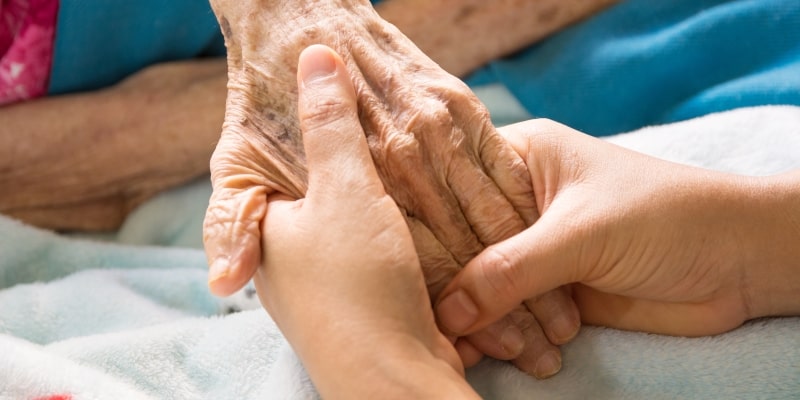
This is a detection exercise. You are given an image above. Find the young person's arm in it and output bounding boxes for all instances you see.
[743,170,800,319]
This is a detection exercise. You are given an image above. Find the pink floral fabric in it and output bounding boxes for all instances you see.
[0,0,59,105]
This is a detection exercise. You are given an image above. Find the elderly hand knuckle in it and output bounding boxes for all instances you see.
[410,104,451,133]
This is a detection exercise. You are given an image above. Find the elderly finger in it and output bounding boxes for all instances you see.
[525,288,581,345]
[405,216,461,299]
[447,88,539,226]
[358,97,485,266]
[442,126,527,247]
[463,315,525,361]
[204,185,267,296]
[454,338,484,369]
[506,307,562,379]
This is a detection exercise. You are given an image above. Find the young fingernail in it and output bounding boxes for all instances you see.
[436,290,478,334]
[208,258,229,283]
[299,45,337,85]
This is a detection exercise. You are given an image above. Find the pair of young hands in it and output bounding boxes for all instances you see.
[246,45,795,397]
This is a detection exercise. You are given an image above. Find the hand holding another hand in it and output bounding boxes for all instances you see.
[204,0,579,378]
[253,45,477,399]
[437,119,800,338]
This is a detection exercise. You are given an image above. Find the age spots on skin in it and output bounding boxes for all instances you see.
[538,5,559,23]
[454,5,477,23]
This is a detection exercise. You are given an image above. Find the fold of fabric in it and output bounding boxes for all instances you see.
[469,0,800,135]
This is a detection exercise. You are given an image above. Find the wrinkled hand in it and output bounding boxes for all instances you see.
[203,0,578,377]
[254,46,469,397]
[436,119,761,338]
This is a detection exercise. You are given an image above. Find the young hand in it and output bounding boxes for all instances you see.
[253,45,476,399]
[436,118,800,338]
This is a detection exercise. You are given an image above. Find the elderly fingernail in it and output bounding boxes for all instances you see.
[208,258,229,283]
[500,325,526,357]
[436,290,478,334]
[299,45,337,84]
[550,314,580,344]
[534,351,562,379]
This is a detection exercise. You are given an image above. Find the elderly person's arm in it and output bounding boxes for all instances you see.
[377,0,619,77]
[0,59,226,231]
[0,0,616,233]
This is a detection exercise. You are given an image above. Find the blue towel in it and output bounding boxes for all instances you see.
[48,0,380,94]
[48,0,226,94]
[469,0,800,135]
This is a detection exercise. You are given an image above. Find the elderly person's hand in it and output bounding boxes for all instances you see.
[203,0,578,377]
[255,44,476,398]
[435,119,800,338]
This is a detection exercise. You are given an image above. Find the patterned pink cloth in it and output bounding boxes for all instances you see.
[0,0,59,105]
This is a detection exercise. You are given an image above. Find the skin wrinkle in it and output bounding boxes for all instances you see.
[409,118,484,256]
[411,123,484,262]
[445,87,538,225]
[356,26,522,258]
[436,124,516,247]
[216,127,304,196]
[222,3,482,272]
[345,32,489,266]
[204,0,586,377]
[504,306,558,375]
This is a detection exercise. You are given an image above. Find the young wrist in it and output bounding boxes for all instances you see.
[738,172,800,319]
[295,327,476,399]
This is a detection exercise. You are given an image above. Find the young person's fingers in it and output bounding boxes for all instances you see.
[296,45,383,202]
[435,212,579,336]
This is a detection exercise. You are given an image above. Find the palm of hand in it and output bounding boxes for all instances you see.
[569,194,751,336]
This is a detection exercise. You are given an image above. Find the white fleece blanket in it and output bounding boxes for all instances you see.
[2,104,800,399]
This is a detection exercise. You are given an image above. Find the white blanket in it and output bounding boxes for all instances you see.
[2,105,799,399]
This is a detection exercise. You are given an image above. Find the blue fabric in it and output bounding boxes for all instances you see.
[469,0,800,135]
[48,0,382,95]
[49,0,225,95]
[48,0,800,136]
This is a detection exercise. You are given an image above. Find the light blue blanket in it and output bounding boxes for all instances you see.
[1,104,799,399]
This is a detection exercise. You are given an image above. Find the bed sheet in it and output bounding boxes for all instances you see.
[2,99,799,399]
